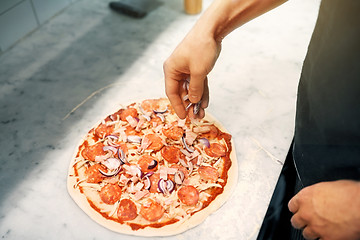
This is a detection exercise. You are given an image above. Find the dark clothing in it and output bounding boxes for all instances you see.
[258,0,360,239]
[293,0,360,187]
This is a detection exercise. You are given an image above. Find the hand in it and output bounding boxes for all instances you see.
[163,25,222,119]
[288,180,360,240]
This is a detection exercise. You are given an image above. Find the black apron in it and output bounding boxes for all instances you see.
[293,0,360,187]
[258,0,360,239]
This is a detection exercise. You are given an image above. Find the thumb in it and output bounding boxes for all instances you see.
[188,74,206,103]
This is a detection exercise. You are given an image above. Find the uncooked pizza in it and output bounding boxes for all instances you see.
[67,98,237,236]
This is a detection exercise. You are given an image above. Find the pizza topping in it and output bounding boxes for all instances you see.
[94,123,114,138]
[127,135,142,144]
[141,99,159,113]
[204,143,226,158]
[158,178,174,195]
[70,98,234,233]
[181,135,195,153]
[102,157,122,170]
[199,125,218,139]
[138,155,158,173]
[193,126,211,134]
[142,134,163,151]
[133,190,149,201]
[143,176,151,190]
[99,184,122,205]
[82,142,107,162]
[153,106,168,114]
[126,115,139,128]
[140,199,165,222]
[162,124,184,141]
[99,166,121,177]
[117,147,128,164]
[123,164,143,178]
[198,138,210,148]
[102,145,118,154]
[105,135,119,147]
[149,173,160,193]
[117,199,138,221]
[85,164,107,183]
[120,107,138,122]
[161,146,182,164]
[177,185,199,206]
[174,170,185,185]
[184,129,197,145]
[198,166,219,183]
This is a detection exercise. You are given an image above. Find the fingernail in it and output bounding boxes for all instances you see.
[190,95,200,102]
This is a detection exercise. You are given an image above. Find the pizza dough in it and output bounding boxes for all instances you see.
[67,98,238,236]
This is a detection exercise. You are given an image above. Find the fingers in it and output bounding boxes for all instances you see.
[290,213,306,229]
[288,194,299,213]
[188,73,206,103]
[164,62,187,119]
[302,227,320,240]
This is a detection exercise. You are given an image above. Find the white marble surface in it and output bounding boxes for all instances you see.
[0,0,320,239]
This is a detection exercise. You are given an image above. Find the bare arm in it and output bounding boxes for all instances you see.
[164,0,287,119]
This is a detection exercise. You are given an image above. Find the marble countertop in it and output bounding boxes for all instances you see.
[0,0,320,239]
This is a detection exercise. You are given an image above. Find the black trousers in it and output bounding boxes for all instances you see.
[257,146,304,240]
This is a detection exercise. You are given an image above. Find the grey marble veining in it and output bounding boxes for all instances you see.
[0,0,320,239]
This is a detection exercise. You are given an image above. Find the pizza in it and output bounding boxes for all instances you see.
[67,98,237,236]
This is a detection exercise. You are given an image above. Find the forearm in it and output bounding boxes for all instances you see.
[192,0,287,41]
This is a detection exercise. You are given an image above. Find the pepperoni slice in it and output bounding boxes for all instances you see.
[125,125,143,136]
[117,199,138,221]
[198,166,219,182]
[161,146,183,164]
[85,164,107,183]
[148,173,160,193]
[162,125,184,141]
[141,99,159,113]
[143,134,163,151]
[200,125,219,139]
[177,185,199,206]
[204,143,226,157]
[149,117,163,127]
[81,142,107,161]
[120,108,138,121]
[140,199,165,222]
[94,123,114,138]
[99,184,122,205]
[138,155,158,173]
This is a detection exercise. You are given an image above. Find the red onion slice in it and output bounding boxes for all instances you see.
[198,138,210,148]
[142,171,154,178]
[106,135,119,140]
[166,179,175,193]
[147,160,158,170]
[99,167,121,177]
[185,102,193,111]
[143,176,151,190]
[103,146,118,154]
[181,135,194,153]
[193,100,201,115]
[153,106,168,114]
[117,148,127,164]
[158,179,168,194]
[156,113,165,122]
[182,94,189,102]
